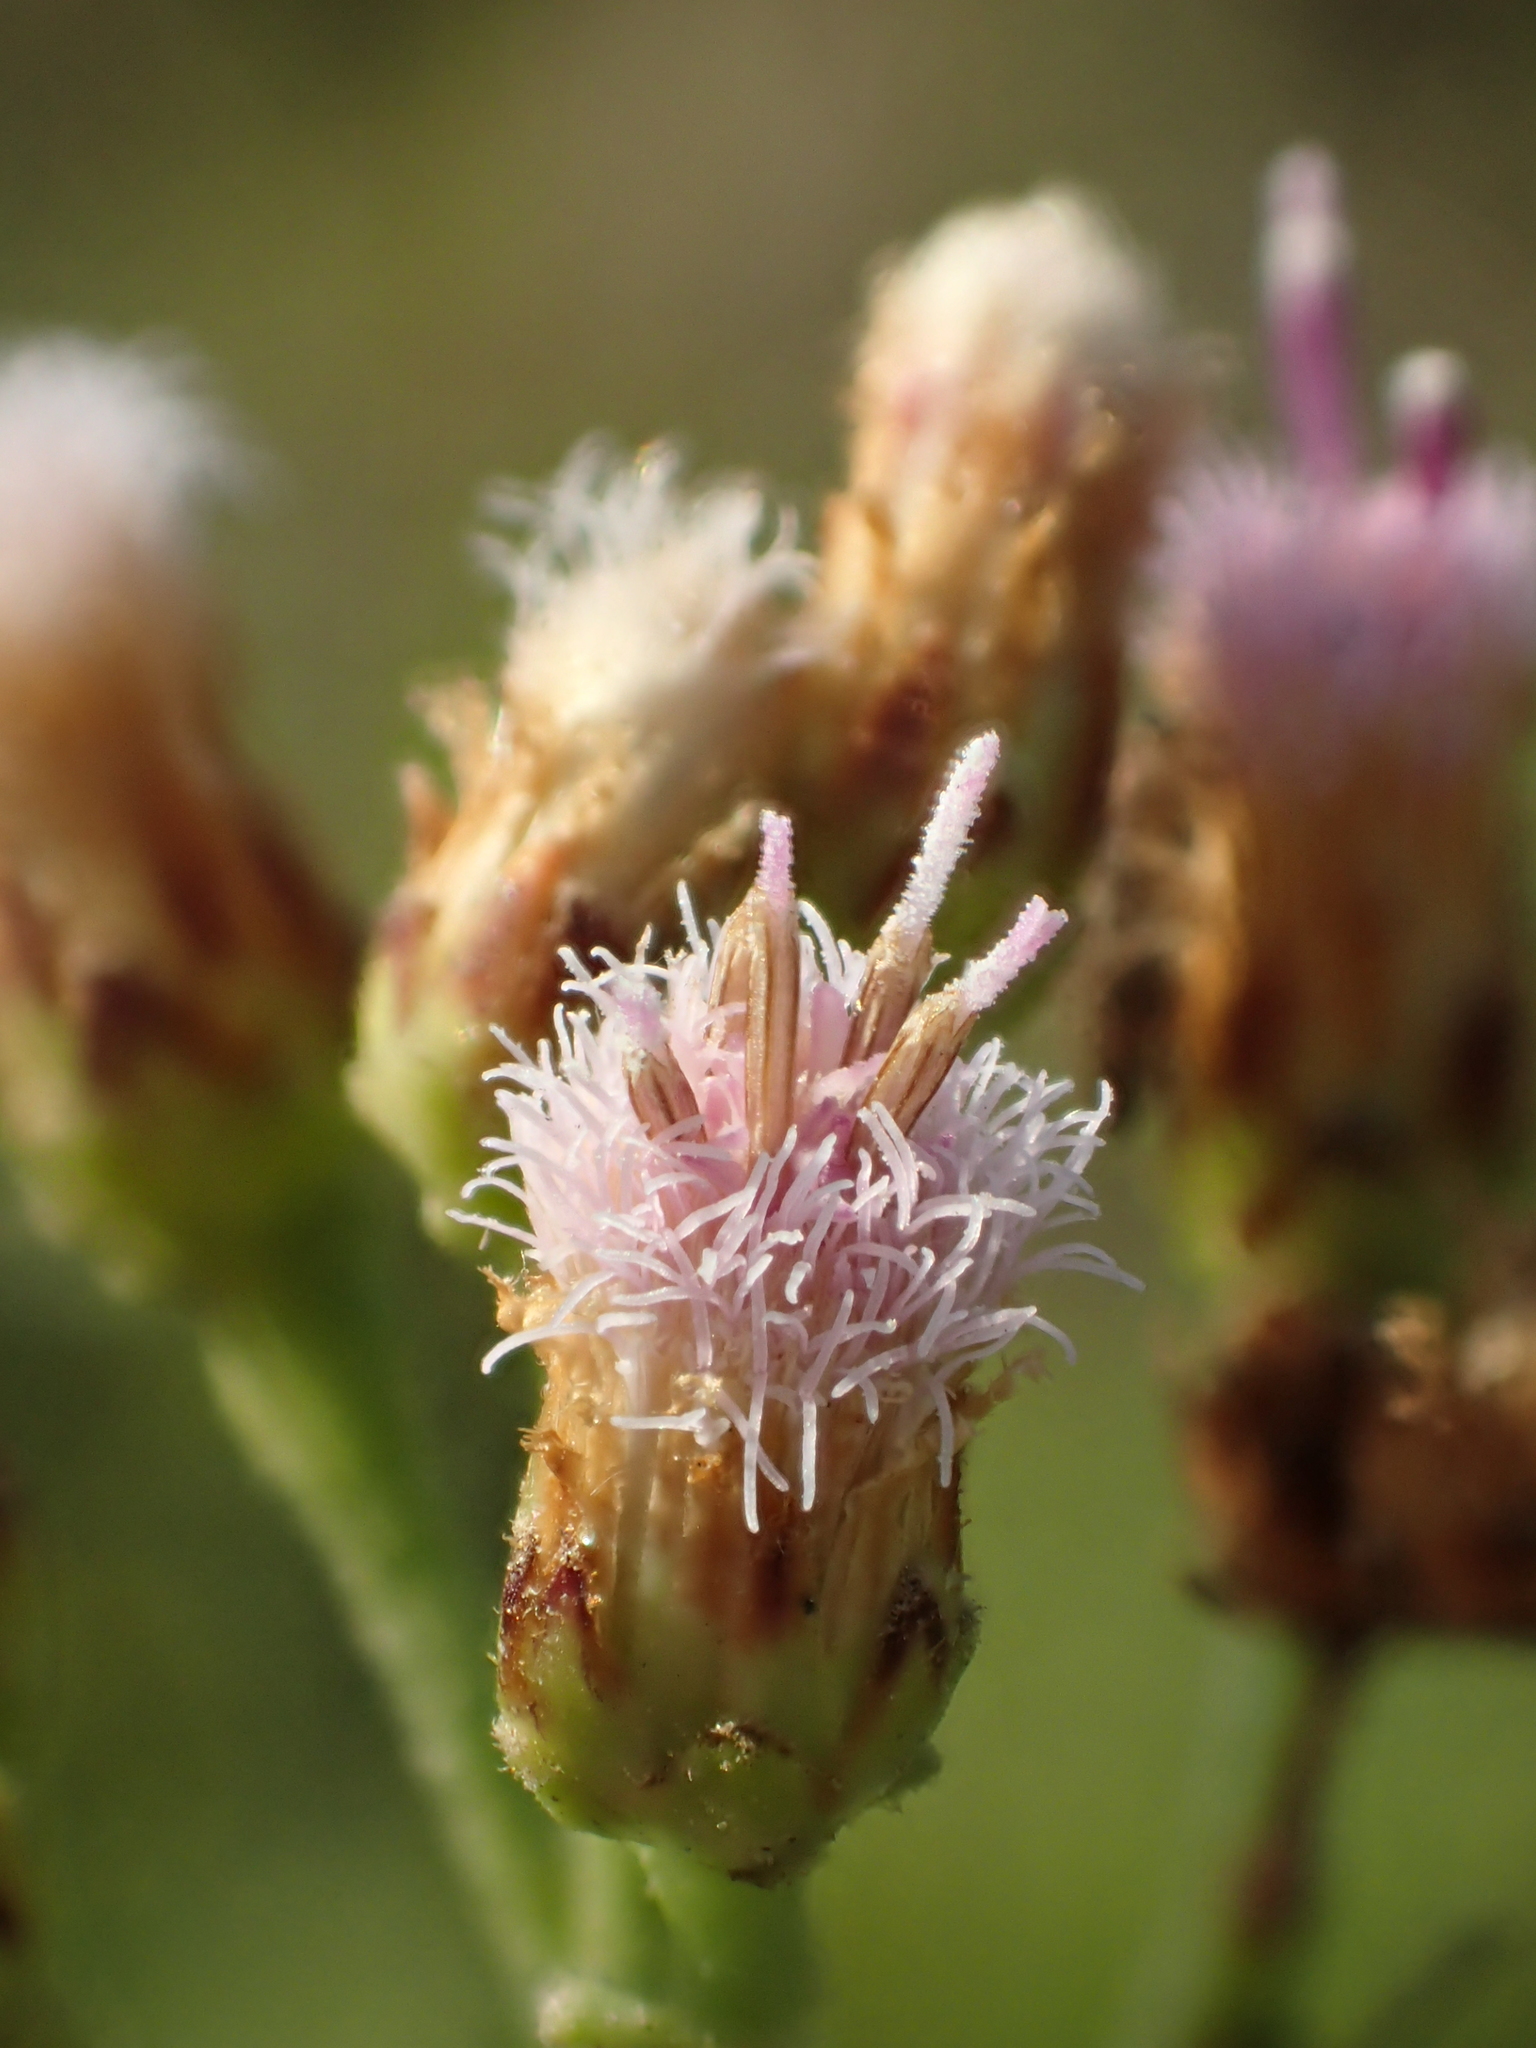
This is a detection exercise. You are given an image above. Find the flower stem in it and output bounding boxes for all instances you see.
[541,1839,816,2048]
[1193,1631,1367,2048]
[193,1127,562,2035]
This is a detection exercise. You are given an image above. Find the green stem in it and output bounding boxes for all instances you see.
[1193,1632,1367,2048]
[192,1133,562,2035]
[540,1840,815,2048]
[639,1844,816,2046]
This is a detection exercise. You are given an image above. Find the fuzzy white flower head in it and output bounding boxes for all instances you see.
[0,337,240,641]
[482,437,812,764]
[850,189,1170,522]
[459,736,1132,1531]
[350,440,816,1218]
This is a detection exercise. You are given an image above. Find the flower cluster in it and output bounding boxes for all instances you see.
[352,189,1192,1229]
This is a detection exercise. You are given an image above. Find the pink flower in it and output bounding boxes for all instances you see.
[458,736,1130,1531]
[1152,148,1536,792]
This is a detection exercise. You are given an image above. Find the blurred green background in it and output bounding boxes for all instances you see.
[6,2,1536,2042]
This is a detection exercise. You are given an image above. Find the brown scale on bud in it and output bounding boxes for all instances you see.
[866,893,1068,1142]
[1078,716,1241,1124]
[863,987,973,1139]
[844,921,935,1065]
[729,814,801,1159]
[1186,1293,1536,1640]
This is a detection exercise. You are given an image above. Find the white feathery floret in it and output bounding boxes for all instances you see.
[480,438,814,744]
[859,189,1168,433]
[457,885,1129,1532]
[0,337,241,639]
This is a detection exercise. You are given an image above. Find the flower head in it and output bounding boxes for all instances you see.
[349,439,812,1229]
[461,740,1130,1878]
[843,190,1172,576]
[791,186,1190,945]
[1187,1290,1536,1639]
[1154,150,1536,787]
[464,738,1111,1527]
[1085,148,1536,1272]
[0,338,355,1291]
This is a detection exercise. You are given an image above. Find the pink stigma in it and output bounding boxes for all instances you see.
[887,731,1002,946]
[1388,349,1472,501]
[956,895,1067,1015]
[756,809,795,906]
[1262,145,1359,487]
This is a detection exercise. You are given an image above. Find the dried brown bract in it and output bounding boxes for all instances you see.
[1186,1295,1536,1639]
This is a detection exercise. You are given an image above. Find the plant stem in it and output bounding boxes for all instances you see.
[541,1839,815,2048]
[193,1130,562,2036]
[1193,1632,1367,2048]
[639,1844,816,2047]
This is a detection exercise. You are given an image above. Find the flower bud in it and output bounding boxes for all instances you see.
[349,441,813,1229]
[1084,149,1536,1289]
[1186,1290,1536,1640]
[790,189,1189,945]
[457,745,1130,1880]
[0,339,356,1293]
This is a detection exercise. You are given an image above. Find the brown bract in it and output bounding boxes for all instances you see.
[788,327,1185,935]
[1082,703,1529,1241]
[0,546,354,1112]
[1185,1296,1536,1638]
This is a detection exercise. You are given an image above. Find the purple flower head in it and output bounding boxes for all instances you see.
[1154,148,1536,790]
